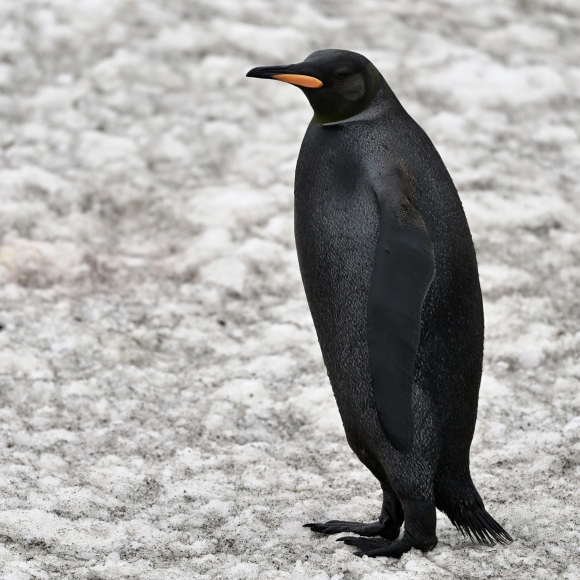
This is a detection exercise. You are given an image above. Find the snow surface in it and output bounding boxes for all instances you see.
[0,0,579,578]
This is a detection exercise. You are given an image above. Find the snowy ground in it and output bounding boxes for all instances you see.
[0,0,579,578]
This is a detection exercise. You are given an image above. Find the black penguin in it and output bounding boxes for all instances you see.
[247,49,512,558]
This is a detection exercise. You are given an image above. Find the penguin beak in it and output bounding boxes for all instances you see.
[246,65,324,89]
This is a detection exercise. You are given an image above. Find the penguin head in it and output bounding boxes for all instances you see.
[247,49,383,125]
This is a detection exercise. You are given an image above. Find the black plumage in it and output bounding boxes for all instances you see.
[247,49,511,558]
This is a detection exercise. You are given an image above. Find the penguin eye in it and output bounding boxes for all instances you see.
[334,72,349,81]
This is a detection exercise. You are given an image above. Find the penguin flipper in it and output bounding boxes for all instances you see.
[368,165,435,452]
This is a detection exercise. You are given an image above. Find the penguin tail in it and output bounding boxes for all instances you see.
[435,480,513,546]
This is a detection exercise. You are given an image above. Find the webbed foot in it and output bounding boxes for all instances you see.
[335,500,438,558]
[336,536,391,553]
[337,534,437,558]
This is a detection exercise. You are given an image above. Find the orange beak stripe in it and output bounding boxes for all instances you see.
[272,74,323,89]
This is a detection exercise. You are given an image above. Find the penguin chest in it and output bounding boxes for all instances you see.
[294,176,379,314]
[294,129,380,392]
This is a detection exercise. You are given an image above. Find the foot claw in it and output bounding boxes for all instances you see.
[336,536,357,545]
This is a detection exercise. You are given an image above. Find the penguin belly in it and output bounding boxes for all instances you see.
[294,123,393,469]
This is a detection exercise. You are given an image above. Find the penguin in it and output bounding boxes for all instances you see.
[247,49,512,558]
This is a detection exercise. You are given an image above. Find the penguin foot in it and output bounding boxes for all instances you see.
[336,536,391,553]
[337,534,436,558]
[304,520,399,540]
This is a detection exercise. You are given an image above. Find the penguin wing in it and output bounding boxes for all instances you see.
[368,164,435,452]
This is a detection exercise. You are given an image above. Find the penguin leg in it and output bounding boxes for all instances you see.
[338,499,437,558]
[378,481,404,539]
[304,481,403,539]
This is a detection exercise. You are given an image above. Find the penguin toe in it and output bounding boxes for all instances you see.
[336,536,391,552]
[337,536,386,547]
[362,542,409,558]
[304,521,347,534]
[304,520,387,536]
[352,537,435,558]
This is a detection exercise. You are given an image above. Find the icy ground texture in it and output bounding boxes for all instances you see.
[0,0,579,578]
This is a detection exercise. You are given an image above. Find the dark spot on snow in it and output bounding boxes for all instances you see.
[217,319,226,326]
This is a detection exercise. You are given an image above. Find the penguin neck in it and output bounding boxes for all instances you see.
[317,81,404,128]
